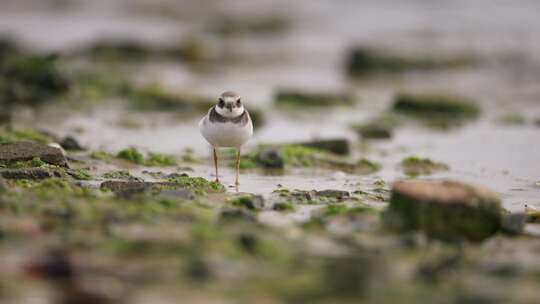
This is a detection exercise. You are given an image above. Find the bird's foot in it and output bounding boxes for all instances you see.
[214,178,220,183]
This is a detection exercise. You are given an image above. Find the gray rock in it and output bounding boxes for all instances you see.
[255,148,284,169]
[60,136,85,151]
[384,180,503,242]
[0,141,68,167]
[0,168,62,180]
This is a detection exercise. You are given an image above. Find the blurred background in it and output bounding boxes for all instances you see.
[1,0,539,205]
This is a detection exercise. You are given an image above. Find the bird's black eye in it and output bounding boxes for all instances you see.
[236,99,241,106]
[218,98,225,107]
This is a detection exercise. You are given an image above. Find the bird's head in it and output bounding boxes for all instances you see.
[215,91,244,118]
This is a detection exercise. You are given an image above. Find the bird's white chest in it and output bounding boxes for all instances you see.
[199,116,253,148]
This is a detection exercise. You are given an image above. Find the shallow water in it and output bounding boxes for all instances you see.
[2,0,540,210]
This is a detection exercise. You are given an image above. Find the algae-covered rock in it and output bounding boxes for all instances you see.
[255,148,285,169]
[346,47,474,77]
[295,138,350,155]
[274,90,354,108]
[229,194,265,211]
[353,122,393,140]
[392,92,480,128]
[400,156,449,176]
[214,15,290,36]
[0,168,62,180]
[352,113,402,140]
[77,38,212,63]
[384,180,503,241]
[103,170,141,181]
[251,145,380,174]
[0,142,68,167]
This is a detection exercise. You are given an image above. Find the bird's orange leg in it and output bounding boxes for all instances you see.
[213,148,219,183]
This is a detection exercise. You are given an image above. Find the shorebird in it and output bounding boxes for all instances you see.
[199,91,253,185]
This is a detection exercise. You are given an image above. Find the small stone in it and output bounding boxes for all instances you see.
[60,136,85,151]
[0,168,62,180]
[255,148,284,169]
[384,180,503,242]
[0,141,68,167]
[316,189,350,200]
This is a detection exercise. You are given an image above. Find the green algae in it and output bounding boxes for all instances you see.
[66,168,92,180]
[401,156,449,177]
[145,153,177,167]
[102,170,138,180]
[0,128,51,144]
[167,176,224,193]
[116,148,177,167]
[272,202,296,212]
[12,157,46,168]
[117,147,145,165]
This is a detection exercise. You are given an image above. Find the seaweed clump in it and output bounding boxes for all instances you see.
[116,147,177,167]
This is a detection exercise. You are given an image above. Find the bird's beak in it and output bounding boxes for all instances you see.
[226,104,233,112]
